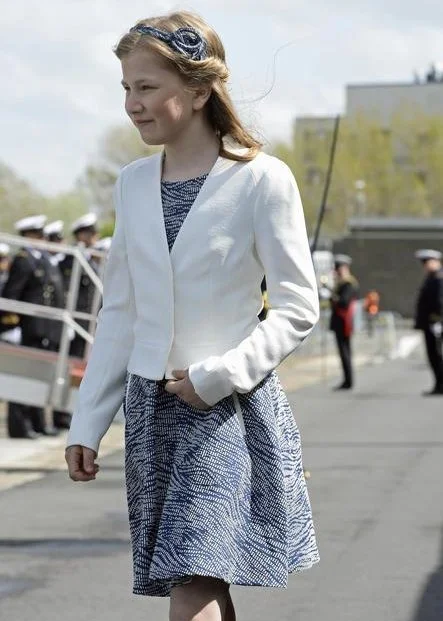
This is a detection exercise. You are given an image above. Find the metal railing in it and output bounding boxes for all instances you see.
[296,305,407,382]
[0,232,106,409]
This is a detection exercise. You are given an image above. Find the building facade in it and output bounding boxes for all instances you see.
[294,79,443,190]
[294,78,443,238]
[333,217,443,317]
[346,82,443,126]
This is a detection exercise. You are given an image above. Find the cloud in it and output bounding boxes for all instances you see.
[219,0,443,28]
[1,0,443,195]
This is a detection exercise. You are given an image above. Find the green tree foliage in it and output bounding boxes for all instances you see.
[78,124,159,217]
[0,123,155,240]
[44,190,89,237]
[273,112,443,235]
[98,219,116,238]
[0,160,90,240]
[0,162,46,232]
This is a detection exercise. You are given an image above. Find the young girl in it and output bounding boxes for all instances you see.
[65,11,320,621]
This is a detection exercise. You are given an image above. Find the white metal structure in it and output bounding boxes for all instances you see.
[0,232,105,414]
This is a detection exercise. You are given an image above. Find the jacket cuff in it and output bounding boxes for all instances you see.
[188,356,233,406]
[66,428,100,455]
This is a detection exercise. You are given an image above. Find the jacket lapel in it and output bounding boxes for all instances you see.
[135,144,243,271]
[130,152,173,282]
[169,155,238,263]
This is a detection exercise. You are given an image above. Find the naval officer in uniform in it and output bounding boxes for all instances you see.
[0,215,65,437]
[329,254,359,390]
[414,249,443,396]
[59,213,100,358]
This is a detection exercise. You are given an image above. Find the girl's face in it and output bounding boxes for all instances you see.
[121,49,201,146]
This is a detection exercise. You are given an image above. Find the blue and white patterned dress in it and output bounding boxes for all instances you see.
[124,175,319,597]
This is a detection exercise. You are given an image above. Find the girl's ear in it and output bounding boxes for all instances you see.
[192,84,213,111]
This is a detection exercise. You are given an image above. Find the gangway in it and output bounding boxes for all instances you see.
[0,232,105,415]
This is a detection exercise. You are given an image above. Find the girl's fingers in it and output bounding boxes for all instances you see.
[66,445,99,481]
[171,369,187,380]
[165,375,209,410]
[165,379,180,394]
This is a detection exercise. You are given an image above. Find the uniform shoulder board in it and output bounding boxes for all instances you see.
[1,313,20,327]
[341,275,358,286]
[16,249,28,258]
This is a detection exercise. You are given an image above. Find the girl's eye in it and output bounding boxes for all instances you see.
[141,85,153,91]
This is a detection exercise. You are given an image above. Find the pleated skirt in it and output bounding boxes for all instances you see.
[123,371,319,597]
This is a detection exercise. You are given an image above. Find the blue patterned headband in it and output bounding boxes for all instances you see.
[130,25,208,61]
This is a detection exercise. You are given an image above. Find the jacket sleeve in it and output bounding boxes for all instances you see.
[1,254,32,300]
[0,254,32,332]
[188,160,320,405]
[66,173,135,453]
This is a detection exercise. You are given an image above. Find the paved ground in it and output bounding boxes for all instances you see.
[0,323,417,489]
[1,334,442,620]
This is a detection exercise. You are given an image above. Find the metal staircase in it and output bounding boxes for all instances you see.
[0,232,105,414]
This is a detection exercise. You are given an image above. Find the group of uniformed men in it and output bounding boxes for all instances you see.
[0,213,110,439]
[328,249,443,395]
[1,216,442,436]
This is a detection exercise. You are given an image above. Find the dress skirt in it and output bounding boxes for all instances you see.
[123,371,319,597]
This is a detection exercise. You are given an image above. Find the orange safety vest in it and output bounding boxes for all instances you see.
[364,291,380,316]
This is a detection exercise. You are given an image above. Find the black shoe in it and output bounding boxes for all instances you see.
[53,412,72,430]
[37,426,61,437]
[422,386,443,396]
[9,429,40,440]
[333,382,352,391]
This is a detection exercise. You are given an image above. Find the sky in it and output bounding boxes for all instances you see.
[1,0,443,196]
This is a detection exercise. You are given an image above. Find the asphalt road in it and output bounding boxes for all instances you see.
[0,347,442,621]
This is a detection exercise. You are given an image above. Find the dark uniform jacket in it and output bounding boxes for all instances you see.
[0,271,8,296]
[0,248,64,346]
[330,276,359,337]
[58,252,99,315]
[414,269,443,331]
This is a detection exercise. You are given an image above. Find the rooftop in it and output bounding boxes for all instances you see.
[348,217,443,231]
[347,82,443,90]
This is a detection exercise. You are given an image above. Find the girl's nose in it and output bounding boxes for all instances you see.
[126,93,143,114]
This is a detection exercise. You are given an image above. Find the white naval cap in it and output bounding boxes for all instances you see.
[44,220,64,237]
[71,213,98,234]
[94,237,112,252]
[334,254,352,267]
[14,214,47,233]
[415,249,442,261]
[0,243,10,256]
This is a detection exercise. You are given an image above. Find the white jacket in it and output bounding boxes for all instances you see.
[67,150,319,452]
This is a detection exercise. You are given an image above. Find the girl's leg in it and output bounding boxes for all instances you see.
[169,576,230,621]
[225,590,237,621]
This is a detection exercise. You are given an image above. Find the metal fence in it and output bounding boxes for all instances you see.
[0,232,105,412]
[298,303,412,363]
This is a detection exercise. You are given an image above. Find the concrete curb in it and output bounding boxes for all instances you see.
[0,331,422,489]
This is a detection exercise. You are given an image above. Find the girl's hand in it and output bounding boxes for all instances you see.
[165,369,210,410]
[65,445,99,482]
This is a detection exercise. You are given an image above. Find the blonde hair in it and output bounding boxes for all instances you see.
[114,11,261,162]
